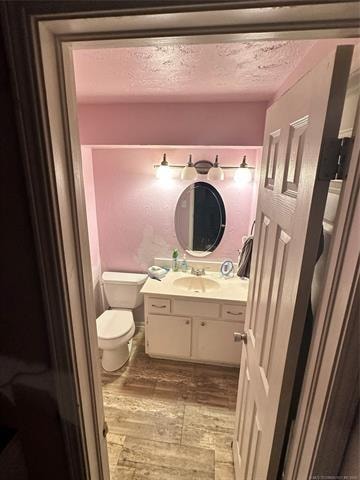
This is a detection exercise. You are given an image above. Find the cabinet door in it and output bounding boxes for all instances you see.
[147,314,191,358]
[195,318,243,364]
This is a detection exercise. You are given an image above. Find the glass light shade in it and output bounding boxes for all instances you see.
[156,163,171,180]
[207,166,224,181]
[156,153,172,180]
[181,165,197,180]
[234,166,252,185]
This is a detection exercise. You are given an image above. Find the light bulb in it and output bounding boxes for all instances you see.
[181,166,197,180]
[207,154,224,181]
[156,164,171,180]
[156,153,172,180]
[234,166,252,185]
[208,166,224,181]
[181,154,197,180]
[234,155,252,185]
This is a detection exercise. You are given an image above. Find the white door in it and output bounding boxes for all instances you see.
[232,46,353,480]
[147,314,192,358]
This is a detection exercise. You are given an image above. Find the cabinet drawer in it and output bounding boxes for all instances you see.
[147,297,171,314]
[222,304,246,321]
[173,299,220,318]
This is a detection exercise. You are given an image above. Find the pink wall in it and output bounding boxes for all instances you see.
[91,147,260,273]
[78,102,267,147]
[79,39,360,280]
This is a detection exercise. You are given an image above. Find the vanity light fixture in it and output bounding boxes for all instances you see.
[234,155,253,185]
[181,154,197,181]
[154,153,254,183]
[156,153,172,180]
[207,155,225,181]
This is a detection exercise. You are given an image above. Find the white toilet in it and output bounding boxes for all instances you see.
[96,271,147,371]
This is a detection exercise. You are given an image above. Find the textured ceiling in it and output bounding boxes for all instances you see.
[73,40,315,103]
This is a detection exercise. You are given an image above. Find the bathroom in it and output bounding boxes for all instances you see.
[72,38,359,480]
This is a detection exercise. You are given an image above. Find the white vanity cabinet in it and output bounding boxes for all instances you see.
[144,295,246,366]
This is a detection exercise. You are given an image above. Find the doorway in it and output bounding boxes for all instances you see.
[73,33,359,480]
[3,1,360,478]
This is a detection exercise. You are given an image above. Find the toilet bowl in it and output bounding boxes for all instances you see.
[96,271,147,371]
[97,309,136,371]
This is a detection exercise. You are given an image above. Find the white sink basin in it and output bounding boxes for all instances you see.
[172,276,220,293]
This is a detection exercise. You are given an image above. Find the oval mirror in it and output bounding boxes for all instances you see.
[175,181,226,257]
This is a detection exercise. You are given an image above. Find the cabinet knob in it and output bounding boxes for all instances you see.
[185,320,190,325]
[201,321,206,326]
[234,332,247,344]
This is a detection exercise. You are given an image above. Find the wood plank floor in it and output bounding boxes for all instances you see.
[102,327,239,480]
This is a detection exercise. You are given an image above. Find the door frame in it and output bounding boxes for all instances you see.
[1,1,359,478]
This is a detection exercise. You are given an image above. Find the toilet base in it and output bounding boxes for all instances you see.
[101,340,133,372]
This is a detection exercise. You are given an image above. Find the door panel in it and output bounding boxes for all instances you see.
[147,314,191,358]
[265,129,280,190]
[282,116,309,197]
[236,351,263,479]
[233,46,353,480]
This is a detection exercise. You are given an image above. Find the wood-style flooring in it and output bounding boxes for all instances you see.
[102,327,239,480]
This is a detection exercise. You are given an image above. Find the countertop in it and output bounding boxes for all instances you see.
[141,270,249,304]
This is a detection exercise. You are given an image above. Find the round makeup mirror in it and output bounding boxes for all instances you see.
[175,182,226,257]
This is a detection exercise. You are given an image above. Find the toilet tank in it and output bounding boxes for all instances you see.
[102,272,148,309]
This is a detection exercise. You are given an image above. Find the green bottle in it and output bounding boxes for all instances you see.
[172,248,179,271]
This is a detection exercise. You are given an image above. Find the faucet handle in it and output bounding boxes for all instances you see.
[190,267,205,276]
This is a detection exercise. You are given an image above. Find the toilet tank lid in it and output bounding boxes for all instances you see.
[102,271,148,285]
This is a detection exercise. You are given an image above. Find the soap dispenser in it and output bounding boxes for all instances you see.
[181,254,188,273]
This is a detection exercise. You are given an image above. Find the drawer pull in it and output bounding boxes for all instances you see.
[226,311,243,316]
[185,320,190,325]
[151,304,167,309]
[200,321,206,326]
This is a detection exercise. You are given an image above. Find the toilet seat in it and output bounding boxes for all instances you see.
[96,309,134,340]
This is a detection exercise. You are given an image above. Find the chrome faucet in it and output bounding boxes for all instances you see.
[191,267,205,276]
